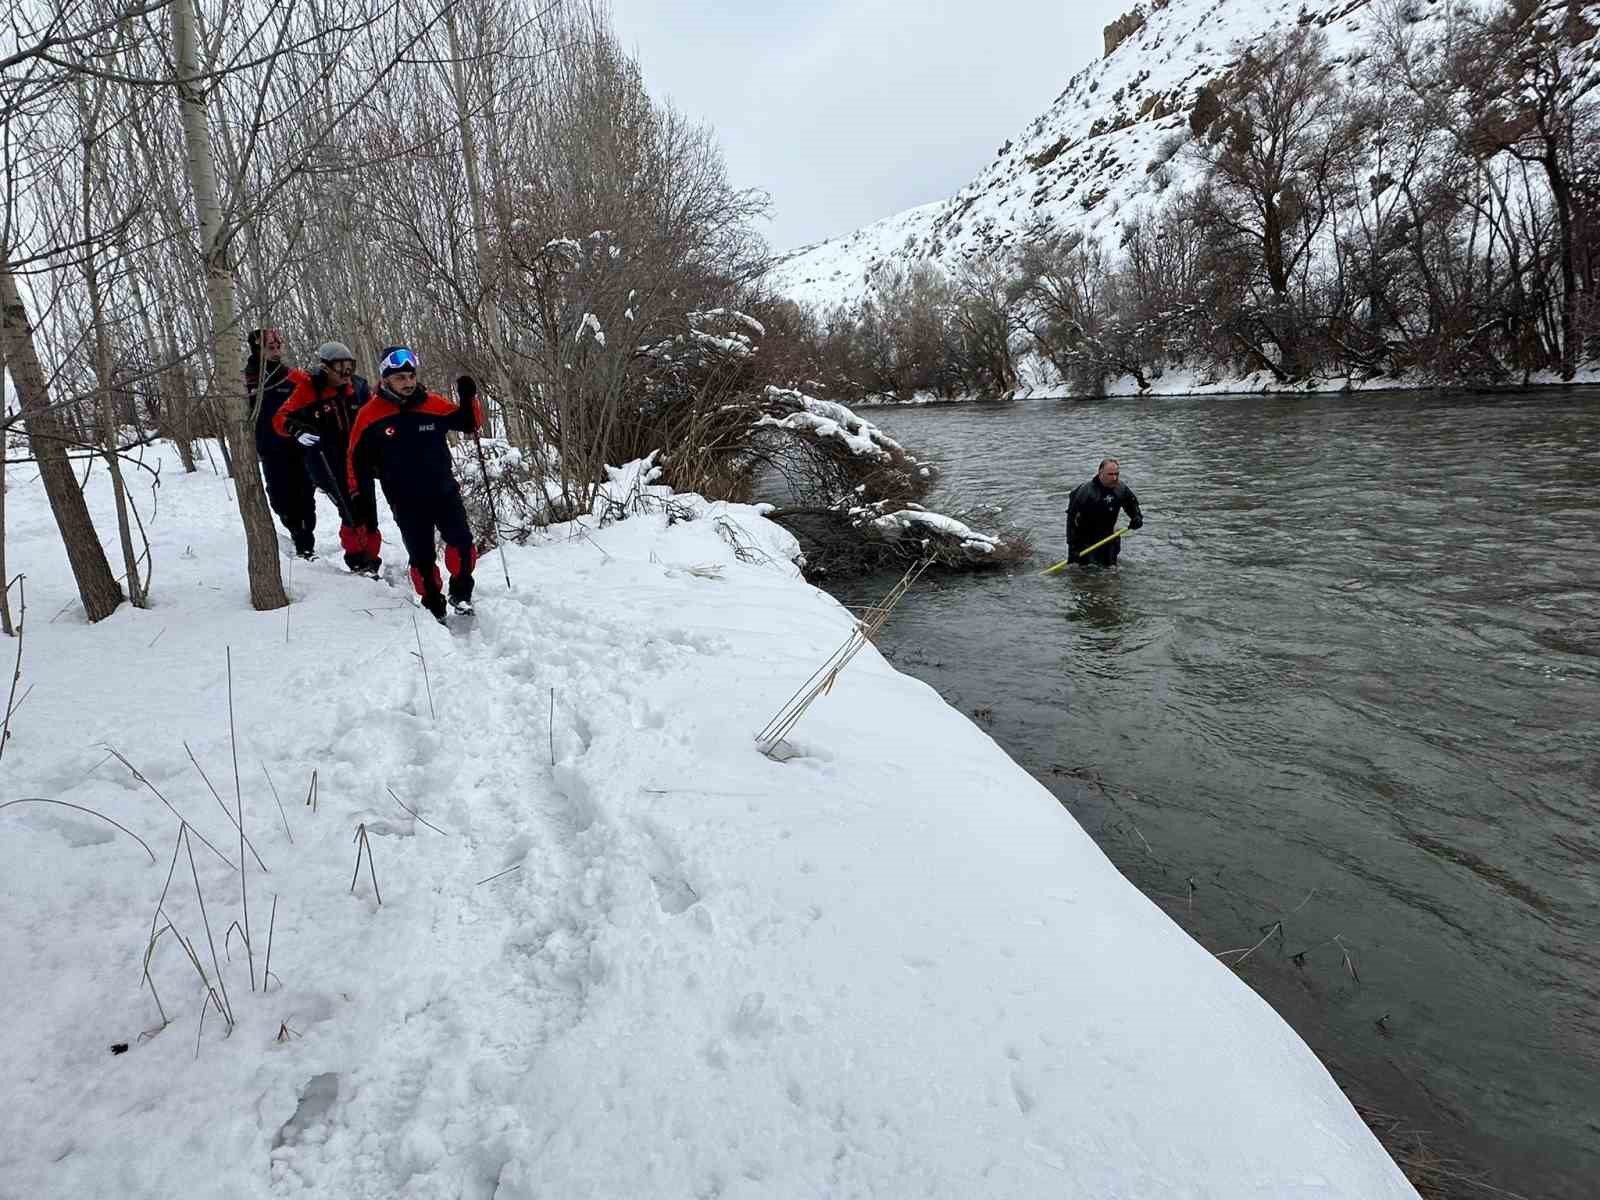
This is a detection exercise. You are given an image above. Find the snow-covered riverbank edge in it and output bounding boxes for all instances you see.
[1,445,1417,1197]
[852,364,1600,408]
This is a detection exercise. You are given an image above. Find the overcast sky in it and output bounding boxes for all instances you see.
[607,0,1134,253]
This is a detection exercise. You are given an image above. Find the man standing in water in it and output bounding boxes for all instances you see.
[1068,457,1143,567]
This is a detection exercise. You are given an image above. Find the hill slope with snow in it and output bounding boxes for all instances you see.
[768,0,1600,313]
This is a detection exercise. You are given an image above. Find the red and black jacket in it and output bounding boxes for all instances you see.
[273,371,370,452]
[346,386,482,504]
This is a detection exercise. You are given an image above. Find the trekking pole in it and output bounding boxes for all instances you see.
[472,419,513,590]
[1041,526,1133,576]
[313,445,357,528]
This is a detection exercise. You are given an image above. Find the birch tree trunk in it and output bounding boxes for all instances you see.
[172,0,286,610]
[0,263,124,622]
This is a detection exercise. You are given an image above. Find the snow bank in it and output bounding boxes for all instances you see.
[1010,358,1600,400]
[0,444,1416,1197]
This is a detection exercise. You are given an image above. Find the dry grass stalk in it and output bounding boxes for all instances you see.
[6,682,34,721]
[411,613,436,719]
[139,922,173,1032]
[224,920,251,961]
[104,743,235,871]
[264,894,279,990]
[227,648,255,991]
[755,558,931,755]
[389,787,449,836]
[0,797,156,862]
[548,687,555,766]
[1216,920,1283,966]
[1353,1101,1531,1200]
[184,825,235,1030]
[184,743,268,871]
[142,828,235,1048]
[142,821,187,1017]
[0,575,24,764]
[350,822,381,905]
[1335,934,1361,985]
[260,761,293,843]
[476,862,524,887]
[303,768,319,812]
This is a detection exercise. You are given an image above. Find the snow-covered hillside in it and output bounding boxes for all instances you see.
[0,447,1420,1196]
[768,0,1600,313]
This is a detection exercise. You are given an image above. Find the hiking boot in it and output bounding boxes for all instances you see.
[449,598,475,617]
[419,592,447,623]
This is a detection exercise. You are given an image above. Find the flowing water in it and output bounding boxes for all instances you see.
[829,388,1600,1198]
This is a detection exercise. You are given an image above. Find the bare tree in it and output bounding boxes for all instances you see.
[1455,0,1600,379]
[170,0,288,608]
[1189,27,1366,378]
[0,264,125,621]
[0,47,125,623]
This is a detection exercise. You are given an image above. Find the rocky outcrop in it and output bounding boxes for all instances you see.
[1103,8,1146,57]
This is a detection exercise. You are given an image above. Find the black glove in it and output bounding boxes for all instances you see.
[456,375,477,404]
[1130,516,1144,530]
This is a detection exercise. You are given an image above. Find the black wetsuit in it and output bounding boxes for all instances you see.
[1067,476,1143,566]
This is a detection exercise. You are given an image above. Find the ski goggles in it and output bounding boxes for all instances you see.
[380,347,418,375]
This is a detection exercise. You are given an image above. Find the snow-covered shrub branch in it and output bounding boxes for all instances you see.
[749,384,1026,573]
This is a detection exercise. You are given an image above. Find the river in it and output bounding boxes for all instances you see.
[834,388,1600,1199]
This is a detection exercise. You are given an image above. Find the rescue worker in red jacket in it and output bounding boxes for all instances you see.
[273,340,381,575]
[347,345,482,621]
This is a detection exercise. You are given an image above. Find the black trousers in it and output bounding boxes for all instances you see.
[303,444,377,529]
[302,446,382,567]
[1079,539,1122,567]
[258,440,316,548]
[386,483,476,601]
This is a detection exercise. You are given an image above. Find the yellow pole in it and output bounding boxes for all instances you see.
[1041,527,1131,576]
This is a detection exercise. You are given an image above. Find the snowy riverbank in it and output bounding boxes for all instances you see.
[1019,363,1600,401]
[848,364,1600,408]
[1,444,1418,1197]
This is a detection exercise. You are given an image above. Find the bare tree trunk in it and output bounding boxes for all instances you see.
[1546,147,1579,381]
[0,342,12,637]
[122,231,197,471]
[154,304,199,471]
[0,264,124,622]
[173,0,286,610]
[76,78,147,608]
